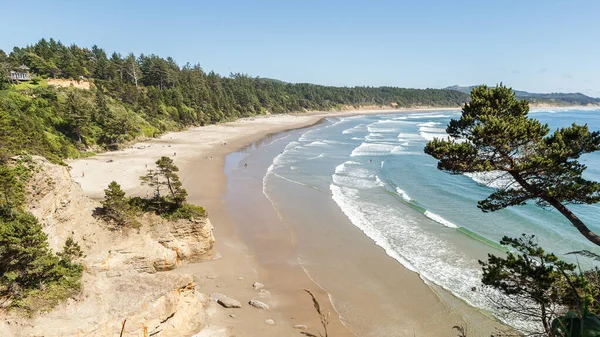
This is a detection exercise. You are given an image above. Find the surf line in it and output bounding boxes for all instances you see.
[382,180,506,251]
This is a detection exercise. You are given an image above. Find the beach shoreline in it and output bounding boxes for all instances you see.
[69,108,463,199]
[69,108,505,336]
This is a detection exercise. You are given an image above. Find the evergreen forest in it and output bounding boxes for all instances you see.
[0,38,468,161]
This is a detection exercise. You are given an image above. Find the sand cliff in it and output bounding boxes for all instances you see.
[0,156,216,337]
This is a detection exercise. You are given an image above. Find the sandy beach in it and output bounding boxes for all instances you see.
[6,3,597,334]
[69,108,505,336]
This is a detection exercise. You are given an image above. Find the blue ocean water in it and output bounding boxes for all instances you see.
[263,108,600,326]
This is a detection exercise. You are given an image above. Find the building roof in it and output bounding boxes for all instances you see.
[17,65,30,70]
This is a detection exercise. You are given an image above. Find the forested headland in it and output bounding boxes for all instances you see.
[445,85,600,106]
[0,38,468,162]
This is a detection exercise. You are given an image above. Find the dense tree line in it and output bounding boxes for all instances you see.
[0,38,467,161]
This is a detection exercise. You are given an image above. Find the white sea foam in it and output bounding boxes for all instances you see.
[328,182,496,320]
[272,153,298,167]
[464,171,518,189]
[391,151,426,156]
[298,122,334,141]
[417,121,442,127]
[269,140,305,168]
[340,115,365,121]
[333,175,380,189]
[419,132,447,141]
[274,173,308,187]
[306,153,326,160]
[298,132,313,142]
[342,124,367,134]
[350,143,397,157]
[323,139,351,146]
[375,119,420,126]
[305,141,328,147]
[406,113,452,119]
[260,133,291,147]
[334,164,375,179]
[326,117,343,126]
[385,119,417,124]
[390,146,404,154]
[330,184,419,272]
[365,134,398,143]
[395,187,412,201]
[366,126,399,133]
[418,126,447,133]
[397,133,422,141]
[365,132,385,139]
[333,162,382,189]
[274,173,320,191]
[424,211,458,228]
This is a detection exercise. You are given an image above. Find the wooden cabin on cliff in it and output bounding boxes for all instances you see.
[9,65,32,81]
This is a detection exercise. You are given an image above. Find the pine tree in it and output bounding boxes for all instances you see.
[0,210,82,303]
[64,90,91,144]
[0,165,25,210]
[425,84,600,246]
[0,50,9,89]
[479,234,593,336]
[100,181,130,227]
[110,52,124,81]
[140,157,188,213]
[124,53,140,87]
[58,236,85,267]
[155,156,187,207]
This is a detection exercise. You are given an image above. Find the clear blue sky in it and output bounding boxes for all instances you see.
[2,0,599,96]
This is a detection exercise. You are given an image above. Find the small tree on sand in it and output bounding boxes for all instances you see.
[425,84,600,246]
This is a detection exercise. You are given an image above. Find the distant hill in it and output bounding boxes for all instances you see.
[445,85,600,106]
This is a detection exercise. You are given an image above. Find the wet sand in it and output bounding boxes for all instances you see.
[220,128,505,336]
[69,110,506,336]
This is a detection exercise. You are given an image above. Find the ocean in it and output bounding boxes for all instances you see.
[230,108,600,331]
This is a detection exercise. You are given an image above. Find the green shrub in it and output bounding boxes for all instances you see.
[128,197,206,221]
[127,195,151,213]
[166,203,207,221]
